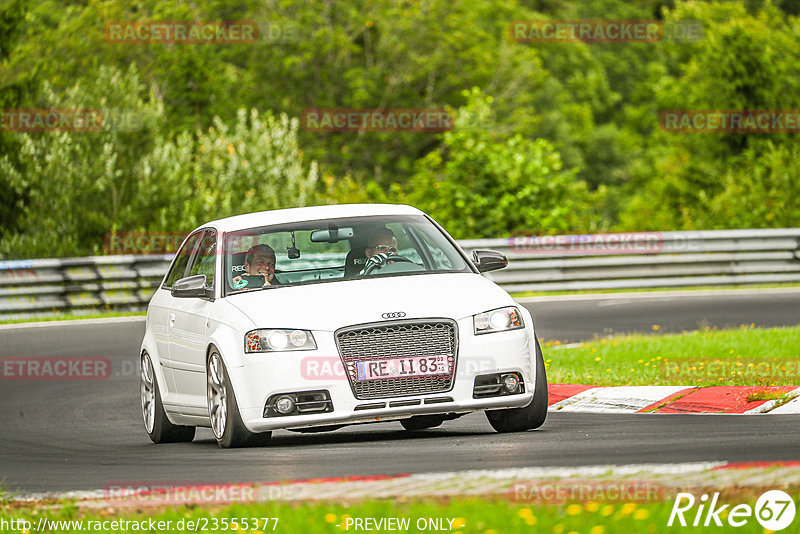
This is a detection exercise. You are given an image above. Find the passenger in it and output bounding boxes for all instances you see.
[233,244,280,289]
[359,227,398,274]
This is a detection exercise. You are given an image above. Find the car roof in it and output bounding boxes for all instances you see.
[201,203,425,233]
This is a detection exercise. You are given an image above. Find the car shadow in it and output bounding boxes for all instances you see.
[191,425,495,449]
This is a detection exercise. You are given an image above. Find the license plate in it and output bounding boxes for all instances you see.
[355,356,448,381]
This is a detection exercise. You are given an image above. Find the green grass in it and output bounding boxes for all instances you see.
[2,492,796,534]
[511,282,800,298]
[543,324,800,387]
[0,310,145,325]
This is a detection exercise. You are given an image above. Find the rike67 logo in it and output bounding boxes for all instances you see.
[668,490,796,530]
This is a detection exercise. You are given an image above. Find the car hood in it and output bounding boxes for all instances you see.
[226,272,514,331]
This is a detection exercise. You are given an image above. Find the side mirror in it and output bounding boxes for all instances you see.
[472,250,508,273]
[171,274,214,299]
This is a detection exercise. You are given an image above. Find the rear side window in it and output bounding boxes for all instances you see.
[163,232,202,288]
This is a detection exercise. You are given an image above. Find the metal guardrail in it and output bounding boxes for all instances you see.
[464,228,800,293]
[0,255,173,321]
[1,229,799,321]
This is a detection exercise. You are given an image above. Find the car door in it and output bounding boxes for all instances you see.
[168,229,217,414]
[150,231,203,407]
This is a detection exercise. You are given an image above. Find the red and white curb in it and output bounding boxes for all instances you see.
[548,384,800,414]
[15,461,800,506]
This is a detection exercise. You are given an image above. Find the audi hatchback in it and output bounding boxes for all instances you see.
[140,204,547,447]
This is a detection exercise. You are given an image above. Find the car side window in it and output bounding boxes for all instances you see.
[187,230,217,286]
[410,226,458,270]
[164,232,202,288]
[386,223,423,264]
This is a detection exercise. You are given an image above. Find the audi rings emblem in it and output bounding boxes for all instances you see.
[381,311,406,319]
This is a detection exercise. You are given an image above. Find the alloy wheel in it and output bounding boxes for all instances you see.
[207,353,228,439]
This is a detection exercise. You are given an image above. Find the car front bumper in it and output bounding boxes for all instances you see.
[226,318,540,433]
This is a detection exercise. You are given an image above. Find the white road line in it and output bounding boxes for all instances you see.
[549,386,688,413]
[767,393,800,414]
[743,388,800,414]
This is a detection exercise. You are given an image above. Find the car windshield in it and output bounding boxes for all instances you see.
[224,214,472,295]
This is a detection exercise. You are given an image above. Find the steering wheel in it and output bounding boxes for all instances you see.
[360,255,416,276]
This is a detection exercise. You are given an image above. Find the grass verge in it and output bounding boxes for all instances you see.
[3,492,797,534]
[543,324,800,387]
[511,282,800,298]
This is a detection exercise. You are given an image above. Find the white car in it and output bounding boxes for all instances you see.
[140,204,547,448]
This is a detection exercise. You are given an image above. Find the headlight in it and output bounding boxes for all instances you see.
[245,329,317,352]
[473,306,524,335]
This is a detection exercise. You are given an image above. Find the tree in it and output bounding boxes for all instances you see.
[0,0,32,239]
[619,0,800,230]
[0,65,165,258]
[403,90,591,238]
[0,66,321,258]
[141,109,320,231]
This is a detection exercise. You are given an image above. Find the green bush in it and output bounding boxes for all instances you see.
[403,90,592,239]
[0,67,320,259]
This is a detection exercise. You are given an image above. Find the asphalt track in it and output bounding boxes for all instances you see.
[1,289,799,494]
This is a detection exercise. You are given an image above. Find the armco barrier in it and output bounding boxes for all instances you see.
[0,255,173,321]
[1,229,799,320]
[464,228,800,293]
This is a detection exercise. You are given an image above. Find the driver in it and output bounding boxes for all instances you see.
[233,244,280,289]
[359,227,398,275]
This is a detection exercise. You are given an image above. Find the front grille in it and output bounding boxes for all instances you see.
[335,319,458,400]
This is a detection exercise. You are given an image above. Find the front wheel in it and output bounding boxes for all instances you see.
[485,339,548,433]
[207,350,272,448]
[140,352,196,443]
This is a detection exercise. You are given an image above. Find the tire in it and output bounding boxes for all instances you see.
[141,352,196,443]
[485,338,548,433]
[400,415,446,431]
[207,350,272,448]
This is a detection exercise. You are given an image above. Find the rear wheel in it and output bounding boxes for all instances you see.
[140,352,195,443]
[400,415,446,431]
[207,350,272,448]
[485,339,548,433]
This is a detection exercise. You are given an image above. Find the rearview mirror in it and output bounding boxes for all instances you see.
[310,227,354,243]
[171,274,214,299]
[472,250,508,273]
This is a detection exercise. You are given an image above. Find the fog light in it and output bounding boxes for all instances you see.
[275,396,295,414]
[502,374,519,392]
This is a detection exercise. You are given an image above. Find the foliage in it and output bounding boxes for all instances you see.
[0,67,320,258]
[0,66,165,258]
[404,90,590,239]
[0,0,32,238]
[2,0,800,258]
[619,0,800,230]
[140,109,320,232]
